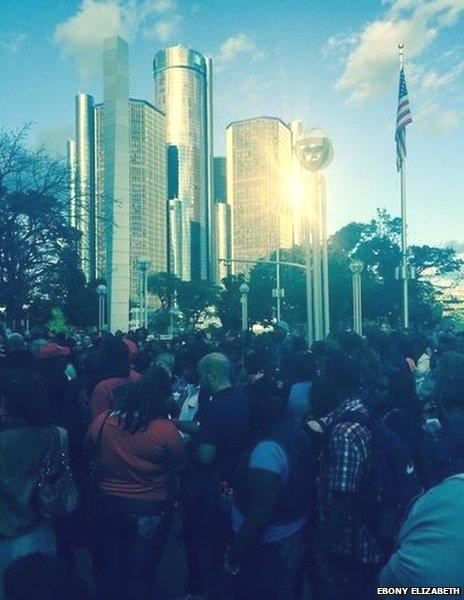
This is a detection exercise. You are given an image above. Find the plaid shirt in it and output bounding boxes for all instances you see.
[317,398,384,564]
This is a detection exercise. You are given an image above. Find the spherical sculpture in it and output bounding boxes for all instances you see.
[294,129,334,172]
[239,283,250,295]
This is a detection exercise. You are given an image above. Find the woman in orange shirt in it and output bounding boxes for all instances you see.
[85,366,186,600]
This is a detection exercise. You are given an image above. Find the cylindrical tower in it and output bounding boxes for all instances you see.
[153,46,212,281]
[67,139,77,229]
[75,92,96,281]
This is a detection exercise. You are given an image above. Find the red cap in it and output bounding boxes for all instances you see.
[36,343,71,360]
[123,338,138,358]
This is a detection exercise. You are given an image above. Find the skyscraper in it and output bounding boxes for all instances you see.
[67,139,77,227]
[68,36,168,332]
[214,157,232,280]
[94,99,167,301]
[226,117,293,272]
[153,46,214,281]
[102,36,130,332]
[69,93,96,281]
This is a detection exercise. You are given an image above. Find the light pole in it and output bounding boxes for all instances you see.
[137,257,151,330]
[96,284,107,332]
[22,304,30,335]
[239,282,250,331]
[294,130,334,343]
[349,260,364,336]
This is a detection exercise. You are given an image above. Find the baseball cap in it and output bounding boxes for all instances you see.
[36,343,71,360]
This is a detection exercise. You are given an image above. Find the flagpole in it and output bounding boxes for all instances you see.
[398,43,409,329]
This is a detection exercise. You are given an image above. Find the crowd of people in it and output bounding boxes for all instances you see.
[1,321,464,599]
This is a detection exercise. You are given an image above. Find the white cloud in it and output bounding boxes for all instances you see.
[145,13,182,41]
[215,33,265,70]
[421,59,464,89]
[322,32,359,60]
[326,0,464,102]
[0,33,27,55]
[416,102,461,135]
[54,0,182,79]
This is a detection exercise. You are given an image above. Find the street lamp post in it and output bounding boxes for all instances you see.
[137,257,151,330]
[349,260,364,336]
[96,284,107,332]
[22,304,30,335]
[294,130,334,343]
[239,282,250,331]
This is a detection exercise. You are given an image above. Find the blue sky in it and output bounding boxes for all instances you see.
[1,0,463,246]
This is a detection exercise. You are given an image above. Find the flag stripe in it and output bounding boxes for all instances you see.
[395,67,412,171]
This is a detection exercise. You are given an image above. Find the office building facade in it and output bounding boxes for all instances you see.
[68,36,167,332]
[213,157,232,280]
[94,99,167,304]
[101,36,131,332]
[153,46,214,281]
[226,117,293,272]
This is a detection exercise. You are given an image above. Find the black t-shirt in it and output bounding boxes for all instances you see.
[197,386,250,485]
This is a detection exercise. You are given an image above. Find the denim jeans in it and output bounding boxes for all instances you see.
[238,529,305,600]
[182,492,235,600]
[328,554,381,600]
[93,494,173,600]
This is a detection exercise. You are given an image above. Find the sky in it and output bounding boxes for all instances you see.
[1,0,463,247]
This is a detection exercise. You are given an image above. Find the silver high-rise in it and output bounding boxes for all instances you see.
[153,46,214,281]
[68,36,168,332]
[68,93,96,281]
[214,157,232,281]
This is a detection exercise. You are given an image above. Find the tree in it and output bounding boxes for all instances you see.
[327,209,458,329]
[0,126,77,326]
[221,209,459,331]
[410,245,462,277]
[216,274,247,330]
[176,279,220,328]
[147,272,180,310]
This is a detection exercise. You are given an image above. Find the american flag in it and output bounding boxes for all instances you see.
[395,67,412,171]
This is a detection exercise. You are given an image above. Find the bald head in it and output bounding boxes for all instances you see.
[198,353,231,394]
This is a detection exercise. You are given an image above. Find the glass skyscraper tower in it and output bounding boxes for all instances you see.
[227,117,293,272]
[153,46,214,281]
[68,36,167,332]
[94,99,167,301]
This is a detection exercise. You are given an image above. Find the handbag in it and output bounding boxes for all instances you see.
[37,427,79,519]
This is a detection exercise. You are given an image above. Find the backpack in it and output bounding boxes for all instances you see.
[325,410,422,553]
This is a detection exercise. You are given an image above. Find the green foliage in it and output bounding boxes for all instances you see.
[176,279,220,328]
[222,209,458,331]
[216,274,247,330]
[147,272,180,310]
[48,307,69,334]
[147,273,220,329]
